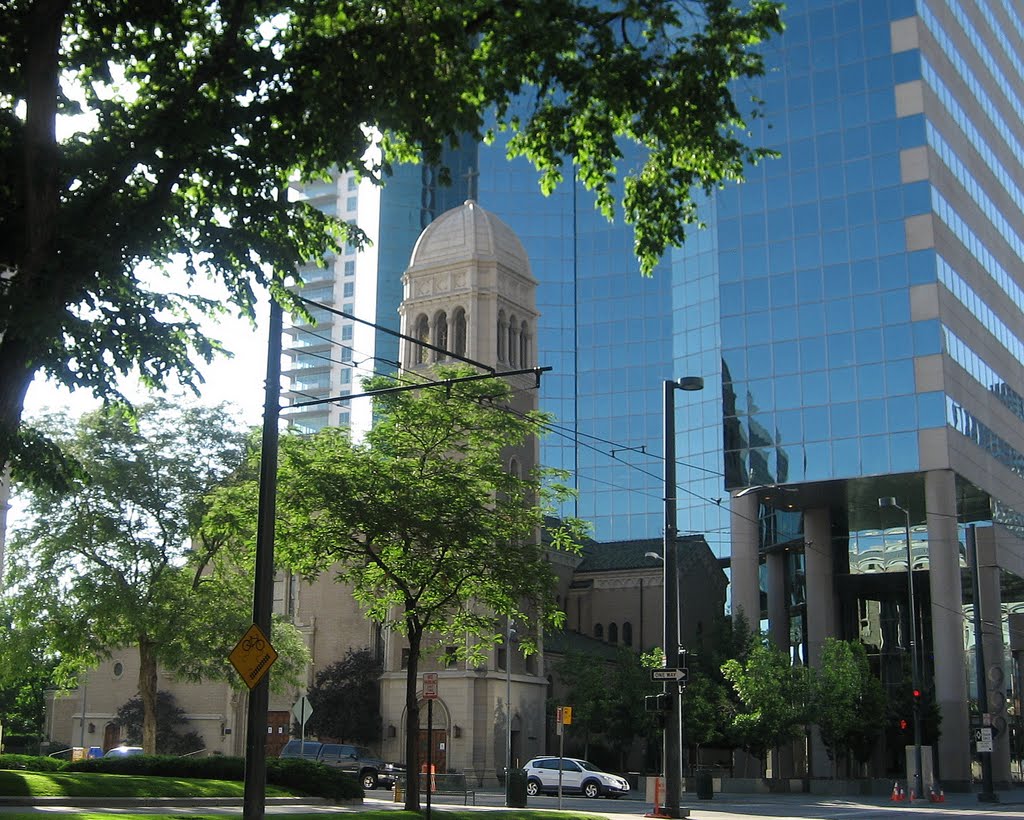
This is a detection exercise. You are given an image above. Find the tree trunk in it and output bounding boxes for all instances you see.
[138,638,159,754]
[2,0,71,469]
[403,625,423,812]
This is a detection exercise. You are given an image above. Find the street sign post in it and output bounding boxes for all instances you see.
[291,696,313,757]
[423,672,438,699]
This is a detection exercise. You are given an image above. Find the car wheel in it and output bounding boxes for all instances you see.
[526,778,541,797]
[582,780,601,799]
[361,771,378,790]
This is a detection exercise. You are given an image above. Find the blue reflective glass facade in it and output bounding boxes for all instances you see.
[474,148,676,543]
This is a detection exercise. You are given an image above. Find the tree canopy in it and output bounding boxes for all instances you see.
[114,690,205,756]
[722,640,810,775]
[813,638,887,776]
[208,366,587,810]
[0,0,782,477]
[0,400,309,753]
[304,649,383,746]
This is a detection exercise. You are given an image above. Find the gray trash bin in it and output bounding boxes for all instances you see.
[506,767,528,808]
[695,769,713,800]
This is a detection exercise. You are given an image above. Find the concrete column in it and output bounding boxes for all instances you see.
[925,469,970,788]
[766,551,789,651]
[766,549,797,778]
[975,527,1011,787]
[803,506,835,778]
[804,507,835,666]
[730,491,761,632]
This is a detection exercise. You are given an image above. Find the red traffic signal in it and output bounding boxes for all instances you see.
[899,718,908,731]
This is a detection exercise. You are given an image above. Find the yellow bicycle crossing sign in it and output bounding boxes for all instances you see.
[229,623,278,689]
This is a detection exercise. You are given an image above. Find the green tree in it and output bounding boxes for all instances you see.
[682,612,754,763]
[209,366,587,810]
[604,648,662,770]
[0,400,309,754]
[0,652,55,751]
[722,641,810,776]
[114,690,204,755]
[304,649,383,746]
[0,0,782,479]
[553,650,616,759]
[813,638,887,777]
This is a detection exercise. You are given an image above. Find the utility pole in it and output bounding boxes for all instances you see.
[663,376,703,818]
[242,297,282,820]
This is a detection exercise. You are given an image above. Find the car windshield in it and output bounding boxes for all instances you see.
[577,760,605,772]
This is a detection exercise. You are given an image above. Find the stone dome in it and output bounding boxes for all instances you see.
[408,199,532,277]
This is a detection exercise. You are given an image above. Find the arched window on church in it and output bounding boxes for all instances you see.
[519,320,529,367]
[608,623,618,644]
[507,313,518,367]
[622,622,633,647]
[414,314,430,365]
[497,310,507,362]
[433,310,448,361]
[452,307,467,357]
[508,457,521,479]
[594,623,604,640]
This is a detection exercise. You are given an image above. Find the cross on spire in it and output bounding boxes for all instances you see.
[463,166,479,201]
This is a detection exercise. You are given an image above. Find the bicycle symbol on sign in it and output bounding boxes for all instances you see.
[242,636,266,652]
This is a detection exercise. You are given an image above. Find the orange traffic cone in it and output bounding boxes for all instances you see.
[890,781,900,802]
[898,784,906,801]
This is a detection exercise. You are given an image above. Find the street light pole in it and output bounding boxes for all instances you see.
[664,376,703,819]
[505,619,515,806]
[878,497,923,801]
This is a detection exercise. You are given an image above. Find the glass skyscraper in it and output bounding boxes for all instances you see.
[288,0,1024,786]
[710,0,1024,786]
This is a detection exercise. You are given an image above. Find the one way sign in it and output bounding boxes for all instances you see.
[651,668,689,683]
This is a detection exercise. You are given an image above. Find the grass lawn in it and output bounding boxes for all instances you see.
[0,770,297,798]
[0,814,609,820]
[0,810,606,814]
[0,772,613,819]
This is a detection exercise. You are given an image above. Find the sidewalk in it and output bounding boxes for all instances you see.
[4,787,1024,818]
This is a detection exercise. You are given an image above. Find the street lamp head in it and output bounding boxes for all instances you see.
[675,376,704,392]
[644,551,664,561]
[878,496,909,516]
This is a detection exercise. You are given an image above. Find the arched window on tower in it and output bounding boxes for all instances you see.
[594,623,604,640]
[507,313,518,367]
[497,310,507,362]
[519,320,529,367]
[414,314,430,365]
[608,623,618,644]
[622,622,633,647]
[433,310,448,361]
[452,307,467,357]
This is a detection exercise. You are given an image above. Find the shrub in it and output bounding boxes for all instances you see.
[0,754,66,772]
[62,753,362,800]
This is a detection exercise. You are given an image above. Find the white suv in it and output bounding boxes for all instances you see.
[522,756,629,798]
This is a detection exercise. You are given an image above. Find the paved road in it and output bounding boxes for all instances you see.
[4,789,1024,819]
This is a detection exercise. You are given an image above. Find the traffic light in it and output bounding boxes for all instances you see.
[644,693,672,712]
[912,688,922,706]
[898,718,908,732]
